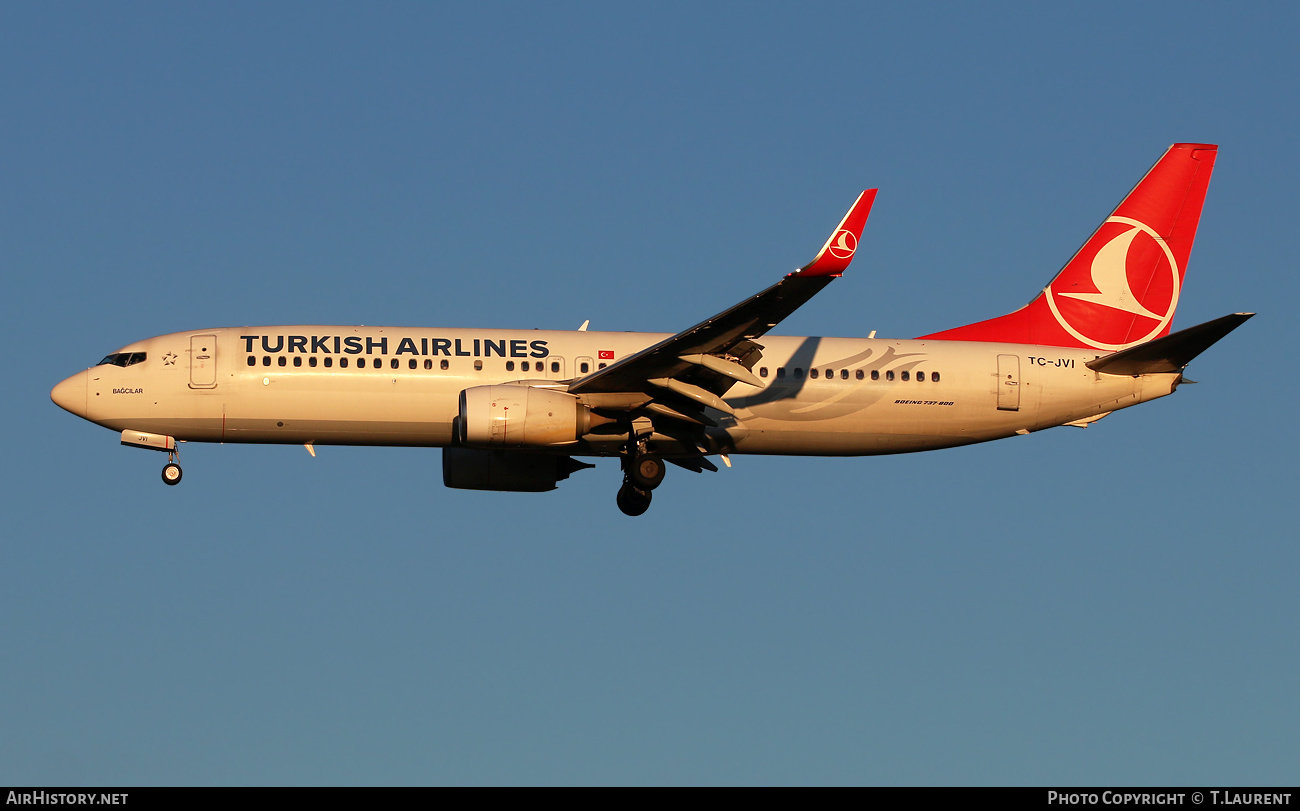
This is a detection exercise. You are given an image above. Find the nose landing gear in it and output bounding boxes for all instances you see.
[161,449,182,486]
[119,430,185,487]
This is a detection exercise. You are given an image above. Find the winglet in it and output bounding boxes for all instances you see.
[798,189,877,277]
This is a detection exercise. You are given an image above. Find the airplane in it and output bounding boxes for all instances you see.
[50,143,1252,516]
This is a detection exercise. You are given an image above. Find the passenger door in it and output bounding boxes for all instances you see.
[190,334,217,389]
[996,354,1020,411]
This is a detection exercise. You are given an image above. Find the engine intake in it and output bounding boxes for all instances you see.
[458,385,590,448]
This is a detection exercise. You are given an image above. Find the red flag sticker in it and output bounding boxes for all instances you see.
[598,350,614,359]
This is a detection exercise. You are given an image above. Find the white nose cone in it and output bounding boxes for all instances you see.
[51,371,87,418]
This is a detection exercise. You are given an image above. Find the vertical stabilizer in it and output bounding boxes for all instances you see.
[921,143,1218,350]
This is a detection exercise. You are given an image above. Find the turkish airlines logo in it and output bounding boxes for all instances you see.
[1045,216,1180,350]
[827,229,857,259]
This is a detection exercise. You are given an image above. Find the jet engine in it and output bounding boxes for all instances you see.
[458,385,592,448]
[442,447,594,492]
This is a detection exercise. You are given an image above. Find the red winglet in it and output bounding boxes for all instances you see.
[798,189,878,277]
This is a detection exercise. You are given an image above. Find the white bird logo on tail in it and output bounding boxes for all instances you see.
[1045,216,1181,350]
[1058,225,1164,318]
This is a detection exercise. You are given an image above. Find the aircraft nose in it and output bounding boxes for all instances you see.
[51,371,88,417]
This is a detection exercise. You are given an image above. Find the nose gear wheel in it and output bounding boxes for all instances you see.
[161,448,182,486]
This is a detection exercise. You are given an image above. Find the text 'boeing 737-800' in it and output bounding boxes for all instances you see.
[51,143,1251,515]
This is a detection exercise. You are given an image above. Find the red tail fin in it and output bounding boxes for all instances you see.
[920,143,1218,350]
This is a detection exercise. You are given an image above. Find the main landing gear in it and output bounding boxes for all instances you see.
[161,449,182,486]
[616,481,652,516]
[616,442,666,517]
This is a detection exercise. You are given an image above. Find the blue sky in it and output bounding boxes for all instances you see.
[3,2,1297,786]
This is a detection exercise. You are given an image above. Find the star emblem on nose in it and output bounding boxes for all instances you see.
[162,352,178,366]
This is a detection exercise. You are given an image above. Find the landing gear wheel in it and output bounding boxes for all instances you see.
[162,462,183,486]
[616,481,652,517]
[627,454,666,491]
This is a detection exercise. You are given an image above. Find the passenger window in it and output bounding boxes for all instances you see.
[901,371,909,381]
[886,370,894,381]
[580,362,589,373]
[309,357,318,367]
[855,369,864,380]
[278,356,287,367]
[408,359,417,369]
[521,361,530,372]
[340,357,349,368]
[293,356,302,367]
[263,356,271,366]
[777,367,786,378]
[598,363,607,369]
[759,367,768,378]
[392,359,400,370]
[424,359,433,370]
[810,369,819,379]
[440,359,449,370]
[871,370,879,381]
[551,361,559,373]
[841,369,849,380]
[324,357,333,368]
[474,360,483,371]
[932,371,940,382]
[507,361,515,372]
[916,371,925,382]
[247,356,256,367]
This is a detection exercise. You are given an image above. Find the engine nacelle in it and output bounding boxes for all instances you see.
[442,447,593,492]
[458,385,590,448]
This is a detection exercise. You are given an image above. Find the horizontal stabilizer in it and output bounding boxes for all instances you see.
[1086,312,1254,376]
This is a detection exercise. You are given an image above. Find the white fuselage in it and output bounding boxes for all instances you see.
[54,325,1179,457]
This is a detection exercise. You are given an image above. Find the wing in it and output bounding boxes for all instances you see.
[568,190,877,426]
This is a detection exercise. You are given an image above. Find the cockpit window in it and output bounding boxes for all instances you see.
[96,352,146,367]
